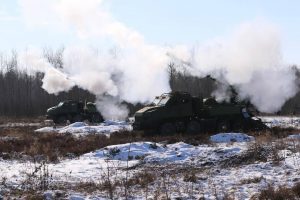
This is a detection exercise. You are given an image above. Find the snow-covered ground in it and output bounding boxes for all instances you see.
[1,117,300,199]
[260,116,300,129]
[1,132,300,199]
[0,133,254,198]
[35,120,132,137]
[1,140,238,181]
[0,122,41,128]
[210,132,254,143]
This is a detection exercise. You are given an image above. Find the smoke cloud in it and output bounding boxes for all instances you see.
[18,0,172,119]
[18,48,75,94]
[178,21,299,112]
[17,0,299,118]
[96,96,129,120]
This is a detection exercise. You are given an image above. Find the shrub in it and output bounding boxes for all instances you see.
[256,185,297,200]
[240,176,264,185]
[183,171,197,183]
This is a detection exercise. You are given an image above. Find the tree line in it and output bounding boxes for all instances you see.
[0,50,95,117]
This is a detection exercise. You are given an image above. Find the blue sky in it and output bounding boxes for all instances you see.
[1,0,300,63]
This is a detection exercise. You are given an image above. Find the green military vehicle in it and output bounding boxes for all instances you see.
[133,92,266,134]
[46,100,103,124]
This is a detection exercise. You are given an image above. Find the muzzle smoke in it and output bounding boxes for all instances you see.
[171,21,298,113]
[18,0,299,118]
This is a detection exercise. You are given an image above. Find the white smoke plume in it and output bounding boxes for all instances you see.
[175,20,299,113]
[96,96,129,120]
[18,49,75,94]
[237,69,298,112]
[18,0,171,119]
[17,0,299,116]
[41,68,75,94]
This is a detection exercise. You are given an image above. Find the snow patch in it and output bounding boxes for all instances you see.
[287,134,300,140]
[82,141,246,166]
[0,136,19,141]
[69,194,85,200]
[35,121,132,136]
[210,133,254,143]
[0,122,41,128]
[260,116,300,129]
[103,120,128,126]
[34,127,55,133]
[67,122,88,128]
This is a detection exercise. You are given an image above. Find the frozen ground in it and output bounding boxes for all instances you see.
[35,120,132,137]
[0,122,41,128]
[1,133,300,199]
[260,116,300,129]
[0,134,256,198]
[1,116,300,199]
[210,132,254,143]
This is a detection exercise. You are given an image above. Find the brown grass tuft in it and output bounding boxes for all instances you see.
[254,184,300,200]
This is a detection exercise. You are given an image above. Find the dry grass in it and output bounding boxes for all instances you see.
[293,182,300,197]
[126,171,156,188]
[142,131,211,145]
[0,116,45,124]
[240,176,264,185]
[0,126,213,162]
[253,183,300,200]
[0,130,109,162]
[1,118,300,199]
[183,170,197,183]
[1,123,298,164]
[220,142,269,168]
[0,127,133,162]
[248,126,300,139]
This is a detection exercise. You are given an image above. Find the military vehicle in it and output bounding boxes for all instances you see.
[46,100,103,124]
[133,92,267,134]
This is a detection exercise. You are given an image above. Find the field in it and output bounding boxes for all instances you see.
[0,117,300,199]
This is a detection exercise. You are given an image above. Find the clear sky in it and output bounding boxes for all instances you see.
[1,0,300,64]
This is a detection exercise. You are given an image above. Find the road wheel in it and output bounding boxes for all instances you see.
[175,121,185,133]
[217,120,230,132]
[232,120,244,132]
[250,119,269,131]
[159,123,176,135]
[186,121,201,134]
[71,114,82,123]
[144,129,158,135]
[55,116,67,124]
[52,117,59,124]
[90,113,103,123]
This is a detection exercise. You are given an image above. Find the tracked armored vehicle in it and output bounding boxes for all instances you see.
[133,92,266,134]
[46,100,103,124]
